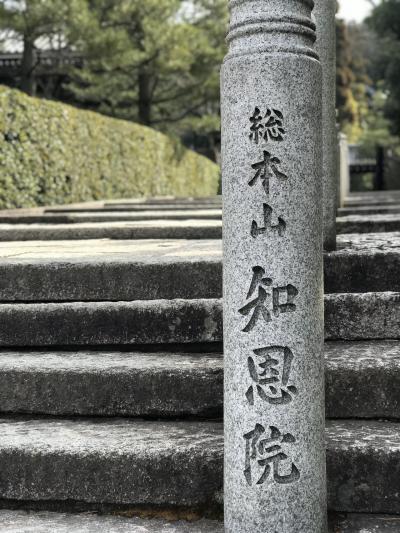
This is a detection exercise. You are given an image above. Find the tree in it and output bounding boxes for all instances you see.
[367,0,400,134]
[0,0,77,95]
[336,18,371,140]
[66,0,227,134]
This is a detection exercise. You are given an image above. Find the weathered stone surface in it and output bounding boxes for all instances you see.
[0,341,398,419]
[221,0,326,529]
[325,232,400,293]
[45,204,222,213]
[0,350,223,417]
[0,419,223,507]
[315,0,337,251]
[0,234,398,301]
[104,196,222,206]
[325,292,400,340]
[337,231,400,251]
[0,220,222,241]
[0,210,222,224]
[338,133,350,209]
[0,293,396,346]
[0,239,222,301]
[345,191,400,207]
[329,513,400,532]
[0,419,397,514]
[0,510,397,532]
[338,205,400,216]
[325,340,400,418]
[0,511,225,533]
[0,299,222,346]
[337,214,400,234]
[326,420,400,513]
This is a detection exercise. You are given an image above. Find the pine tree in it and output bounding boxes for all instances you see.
[0,0,79,95]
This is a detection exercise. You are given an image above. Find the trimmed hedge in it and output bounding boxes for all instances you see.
[0,86,219,208]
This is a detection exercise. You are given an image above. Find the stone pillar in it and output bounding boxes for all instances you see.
[339,133,350,207]
[314,0,337,250]
[221,1,327,532]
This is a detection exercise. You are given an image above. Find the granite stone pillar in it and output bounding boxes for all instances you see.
[339,133,350,207]
[314,0,337,250]
[221,1,327,531]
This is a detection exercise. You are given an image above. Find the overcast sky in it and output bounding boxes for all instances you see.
[338,0,373,22]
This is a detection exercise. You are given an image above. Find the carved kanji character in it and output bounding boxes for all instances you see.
[249,151,288,196]
[264,107,285,142]
[251,203,286,238]
[239,267,272,332]
[239,268,299,332]
[246,346,298,406]
[249,107,264,144]
[272,284,298,317]
[244,424,300,486]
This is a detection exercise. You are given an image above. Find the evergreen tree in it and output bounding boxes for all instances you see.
[0,0,78,95]
[367,0,400,134]
[66,0,227,134]
[336,17,370,140]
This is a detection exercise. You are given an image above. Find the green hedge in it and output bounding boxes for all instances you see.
[0,86,219,209]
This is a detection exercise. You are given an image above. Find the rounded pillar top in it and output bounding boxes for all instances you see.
[225,0,318,62]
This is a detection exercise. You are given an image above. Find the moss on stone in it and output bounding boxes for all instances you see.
[0,86,220,208]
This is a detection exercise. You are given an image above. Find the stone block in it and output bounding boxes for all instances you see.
[0,511,225,533]
[0,419,397,514]
[337,214,400,234]
[0,341,398,419]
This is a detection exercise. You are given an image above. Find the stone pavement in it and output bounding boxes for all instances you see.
[0,190,399,531]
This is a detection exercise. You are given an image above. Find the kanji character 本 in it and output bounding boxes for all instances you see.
[238,267,299,332]
[264,107,285,142]
[251,203,286,238]
[249,107,264,144]
[246,346,298,406]
[249,151,288,196]
[243,424,300,486]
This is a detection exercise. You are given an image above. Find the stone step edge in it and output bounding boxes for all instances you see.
[0,419,396,514]
[0,509,397,533]
[0,293,397,345]
[0,340,398,419]
[1,246,400,300]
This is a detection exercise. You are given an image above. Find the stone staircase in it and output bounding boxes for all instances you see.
[0,191,399,532]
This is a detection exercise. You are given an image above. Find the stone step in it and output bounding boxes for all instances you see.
[0,239,222,301]
[0,511,224,532]
[344,191,400,207]
[328,513,400,532]
[0,216,398,240]
[0,210,222,224]
[45,204,222,213]
[0,341,397,419]
[338,204,400,216]
[337,214,400,234]
[0,233,398,301]
[104,196,222,205]
[0,292,397,346]
[326,232,400,293]
[0,418,397,514]
[0,221,222,241]
[0,510,397,533]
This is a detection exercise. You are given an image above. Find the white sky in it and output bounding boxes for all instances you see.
[338,0,373,22]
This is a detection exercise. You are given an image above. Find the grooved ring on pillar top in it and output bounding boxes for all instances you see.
[225,24,319,61]
[229,0,314,8]
[229,15,316,35]
[225,0,318,61]
[227,18,317,45]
